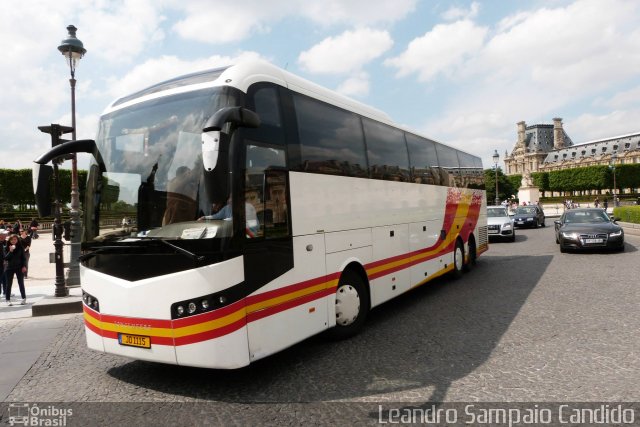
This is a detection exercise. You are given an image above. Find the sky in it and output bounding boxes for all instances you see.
[2,0,640,173]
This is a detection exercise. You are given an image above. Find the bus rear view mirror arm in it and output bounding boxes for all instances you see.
[202,107,260,132]
[202,107,260,171]
[34,139,106,173]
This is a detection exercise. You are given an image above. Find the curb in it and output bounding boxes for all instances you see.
[619,221,640,237]
[31,296,83,317]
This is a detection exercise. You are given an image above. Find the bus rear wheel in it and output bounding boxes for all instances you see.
[327,270,369,340]
[451,239,465,279]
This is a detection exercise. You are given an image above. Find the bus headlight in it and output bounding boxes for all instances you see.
[188,302,197,314]
[82,291,100,312]
[171,290,236,319]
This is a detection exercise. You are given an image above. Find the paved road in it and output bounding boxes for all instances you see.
[1,226,639,425]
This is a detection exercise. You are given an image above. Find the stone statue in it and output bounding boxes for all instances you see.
[521,169,533,187]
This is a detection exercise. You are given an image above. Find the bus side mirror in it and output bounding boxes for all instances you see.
[32,162,53,217]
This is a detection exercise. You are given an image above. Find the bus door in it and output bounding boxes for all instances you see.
[242,144,293,287]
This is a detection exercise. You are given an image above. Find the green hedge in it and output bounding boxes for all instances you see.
[613,206,640,224]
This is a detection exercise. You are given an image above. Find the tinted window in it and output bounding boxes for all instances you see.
[405,133,439,185]
[362,118,410,182]
[435,143,460,187]
[253,87,282,128]
[457,150,484,188]
[293,94,367,177]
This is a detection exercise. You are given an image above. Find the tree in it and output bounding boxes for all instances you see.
[484,168,517,204]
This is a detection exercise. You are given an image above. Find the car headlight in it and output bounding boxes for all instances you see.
[609,230,623,237]
[561,231,578,239]
[502,223,512,229]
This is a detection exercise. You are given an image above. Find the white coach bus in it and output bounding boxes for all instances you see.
[34,60,487,368]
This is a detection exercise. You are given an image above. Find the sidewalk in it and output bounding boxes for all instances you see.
[0,236,82,401]
[1,235,82,321]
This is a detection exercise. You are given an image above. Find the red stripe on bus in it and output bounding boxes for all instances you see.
[173,318,247,346]
[172,299,246,328]
[245,272,340,307]
[246,287,335,323]
[367,240,455,280]
[99,312,172,329]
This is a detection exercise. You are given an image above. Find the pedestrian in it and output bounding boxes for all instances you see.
[603,198,608,212]
[0,220,5,229]
[594,197,599,208]
[12,219,22,235]
[0,230,7,296]
[3,234,27,305]
[29,217,39,239]
[19,229,31,279]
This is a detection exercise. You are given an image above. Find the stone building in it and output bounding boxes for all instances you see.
[504,118,640,178]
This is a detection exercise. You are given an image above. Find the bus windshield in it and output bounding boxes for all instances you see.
[83,87,241,242]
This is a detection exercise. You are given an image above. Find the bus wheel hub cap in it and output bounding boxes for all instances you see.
[455,247,463,269]
[335,285,360,326]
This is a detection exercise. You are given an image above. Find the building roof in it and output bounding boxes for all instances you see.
[544,131,640,163]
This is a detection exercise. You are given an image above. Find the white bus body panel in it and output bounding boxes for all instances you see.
[247,233,329,362]
[81,256,251,368]
[409,220,446,286]
[175,328,250,368]
[370,224,410,307]
[288,172,446,236]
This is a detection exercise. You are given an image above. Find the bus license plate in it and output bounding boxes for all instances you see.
[118,333,151,349]
[584,238,603,244]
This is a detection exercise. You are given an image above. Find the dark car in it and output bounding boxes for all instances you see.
[554,208,624,253]
[513,205,545,228]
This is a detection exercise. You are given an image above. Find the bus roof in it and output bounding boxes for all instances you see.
[105,59,392,124]
[104,59,479,161]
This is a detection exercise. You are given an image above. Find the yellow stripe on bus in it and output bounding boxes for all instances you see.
[84,307,247,338]
[246,281,329,313]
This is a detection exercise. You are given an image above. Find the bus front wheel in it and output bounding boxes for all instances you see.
[328,270,369,340]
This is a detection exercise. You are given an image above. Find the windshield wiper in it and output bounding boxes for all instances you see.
[78,245,145,262]
[141,237,205,262]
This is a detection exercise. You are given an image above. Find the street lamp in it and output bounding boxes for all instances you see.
[610,152,617,206]
[38,124,74,297]
[492,149,500,205]
[58,25,86,287]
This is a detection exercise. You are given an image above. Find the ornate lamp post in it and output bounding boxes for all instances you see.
[610,152,617,206]
[58,25,86,287]
[493,149,500,205]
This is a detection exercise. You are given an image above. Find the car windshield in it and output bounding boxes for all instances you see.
[487,207,509,217]
[564,211,611,224]
[516,207,537,214]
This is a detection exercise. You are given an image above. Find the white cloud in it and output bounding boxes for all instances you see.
[441,1,480,21]
[170,0,277,44]
[477,0,640,92]
[299,0,417,27]
[169,0,417,44]
[336,73,370,97]
[567,110,640,142]
[602,86,640,109]
[77,0,166,63]
[390,0,640,171]
[107,51,266,99]
[385,20,488,81]
[298,28,393,74]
